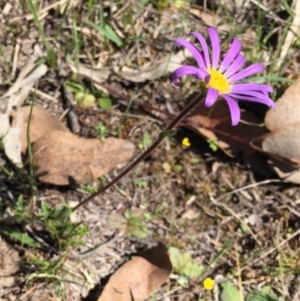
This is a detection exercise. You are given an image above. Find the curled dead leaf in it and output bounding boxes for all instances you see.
[261,77,300,183]
[0,57,48,165]
[33,131,135,186]
[121,49,192,82]
[97,243,172,301]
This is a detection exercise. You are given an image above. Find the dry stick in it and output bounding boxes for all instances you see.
[72,92,205,211]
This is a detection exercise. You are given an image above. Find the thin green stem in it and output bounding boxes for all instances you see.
[72,92,205,211]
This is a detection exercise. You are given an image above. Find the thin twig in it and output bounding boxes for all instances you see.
[72,92,205,211]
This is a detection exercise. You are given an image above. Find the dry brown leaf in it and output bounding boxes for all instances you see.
[265,77,300,132]
[266,158,300,184]
[186,96,267,157]
[97,243,172,301]
[33,131,135,185]
[121,48,192,82]
[0,239,20,298]
[18,105,68,153]
[261,77,300,183]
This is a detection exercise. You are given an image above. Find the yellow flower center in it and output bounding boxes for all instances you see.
[206,68,231,94]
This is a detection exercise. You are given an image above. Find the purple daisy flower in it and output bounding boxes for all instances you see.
[172,27,275,126]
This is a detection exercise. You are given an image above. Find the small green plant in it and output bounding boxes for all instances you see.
[39,201,88,250]
[64,80,96,107]
[107,209,148,239]
[220,281,280,301]
[98,97,112,110]
[132,178,148,188]
[0,194,88,299]
[169,246,204,285]
[80,184,98,194]
[207,138,219,152]
[0,195,87,275]
[220,281,243,301]
[138,131,152,150]
[96,122,108,141]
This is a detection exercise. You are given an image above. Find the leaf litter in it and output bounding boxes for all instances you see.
[0,54,48,165]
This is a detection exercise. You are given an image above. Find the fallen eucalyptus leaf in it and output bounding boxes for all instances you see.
[33,131,135,186]
[262,77,300,183]
[98,243,172,301]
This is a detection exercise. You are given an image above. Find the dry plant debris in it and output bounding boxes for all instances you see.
[121,48,192,82]
[0,56,48,165]
[97,243,172,301]
[186,94,267,158]
[33,131,135,185]
[262,77,300,183]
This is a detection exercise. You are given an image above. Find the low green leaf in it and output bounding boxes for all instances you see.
[159,130,177,140]
[16,195,24,212]
[246,291,279,301]
[173,164,182,172]
[41,201,52,219]
[183,262,203,279]
[169,247,191,273]
[98,97,112,110]
[128,223,147,238]
[177,276,189,286]
[51,204,71,220]
[220,281,243,301]
[64,80,84,92]
[0,227,40,247]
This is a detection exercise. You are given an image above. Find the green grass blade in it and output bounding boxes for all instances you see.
[86,20,123,47]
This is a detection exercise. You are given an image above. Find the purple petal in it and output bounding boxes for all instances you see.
[231,83,274,94]
[172,65,208,86]
[205,87,219,107]
[228,92,276,108]
[222,95,241,126]
[219,38,242,72]
[207,28,220,69]
[175,38,205,68]
[229,63,264,82]
[225,54,245,77]
[190,31,210,68]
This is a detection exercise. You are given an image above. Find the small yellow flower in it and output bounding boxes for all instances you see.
[182,137,191,147]
[203,277,215,290]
